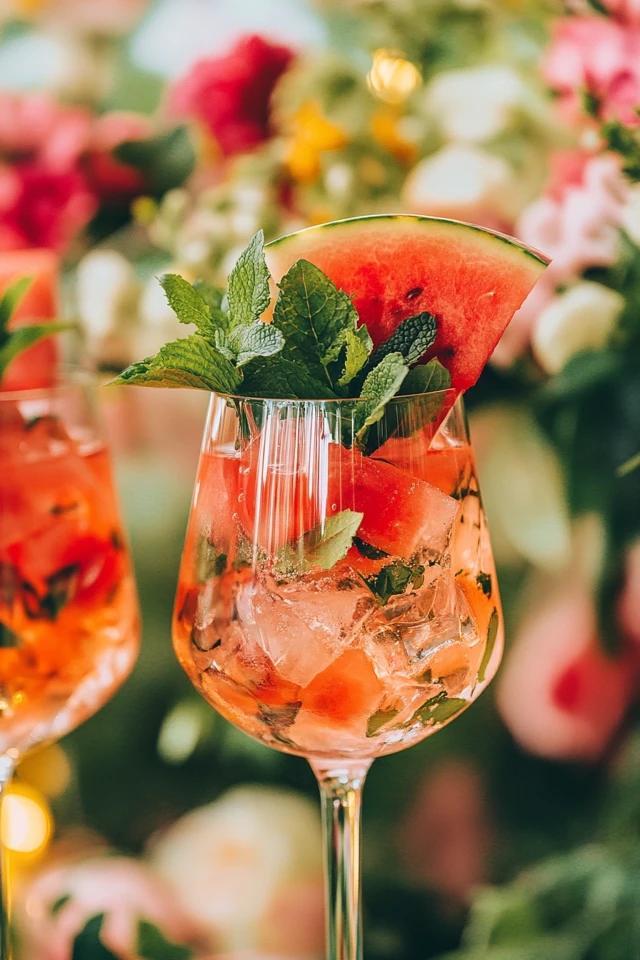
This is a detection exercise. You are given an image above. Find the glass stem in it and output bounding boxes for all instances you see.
[312,760,371,960]
[0,753,16,960]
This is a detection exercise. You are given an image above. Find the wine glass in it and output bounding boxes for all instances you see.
[173,389,503,960]
[0,370,140,958]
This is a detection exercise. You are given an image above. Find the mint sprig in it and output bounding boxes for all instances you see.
[0,277,74,382]
[276,509,363,575]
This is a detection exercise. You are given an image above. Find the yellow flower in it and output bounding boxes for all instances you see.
[284,101,348,184]
[370,107,418,165]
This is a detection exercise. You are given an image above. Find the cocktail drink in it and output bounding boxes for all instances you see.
[0,374,140,956]
[174,393,501,762]
[115,213,548,960]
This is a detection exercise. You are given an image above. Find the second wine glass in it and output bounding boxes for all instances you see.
[173,389,503,960]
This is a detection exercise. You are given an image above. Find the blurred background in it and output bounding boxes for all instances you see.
[2,0,640,957]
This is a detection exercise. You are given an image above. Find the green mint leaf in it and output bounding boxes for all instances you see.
[111,335,241,393]
[160,274,216,335]
[366,708,399,737]
[400,358,451,395]
[192,279,224,312]
[412,691,467,726]
[227,230,271,327]
[212,329,236,363]
[369,312,437,367]
[337,327,373,387]
[365,561,425,605]
[276,509,363,574]
[72,915,120,960]
[242,356,339,399]
[353,537,388,560]
[478,606,499,683]
[0,323,74,381]
[50,894,71,916]
[355,352,408,439]
[0,276,32,335]
[137,920,194,960]
[0,623,22,648]
[228,321,285,368]
[273,259,359,390]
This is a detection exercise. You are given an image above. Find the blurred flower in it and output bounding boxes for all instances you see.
[618,539,640,646]
[370,107,418,164]
[622,180,640,243]
[169,35,295,158]
[85,112,152,201]
[498,578,637,761]
[532,280,624,373]
[543,16,640,126]
[18,854,201,960]
[9,0,150,35]
[150,786,323,956]
[284,101,348,183]
[425,64,534,143]
[495,151,627,367]
[75,249,140,354]
[401,143,522,228]
[398,760,491,901]
[603,0,640,23]
[0,92,92,169]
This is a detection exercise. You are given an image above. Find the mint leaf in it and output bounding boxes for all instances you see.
[337,327,373,387]
[367,708,399,737]
[412,691,467,726]
[276,509,363,573]
[228,321,285,368]
[478,606,499,682]
[0,323,74,381]
[0,276,32,334]
[192,279,224,312]
[400,358,451,395]
[355,352,408,438]
[0,623,22,648]
[365,561,425,605]
[137,920,194,960]
[273,259,359,390]
[72,915,120,960]
[160,274,218,335]
[242,356,339,399]
[112,335,241,393]
[227,230,271,326]
[370,312,437,367]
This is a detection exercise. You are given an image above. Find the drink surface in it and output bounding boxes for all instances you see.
[0,410,139,755]
[174,398,503,763]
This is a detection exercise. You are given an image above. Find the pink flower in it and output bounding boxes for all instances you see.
[34,0,149,36]
[602,0,640,25]
[497,580,637,761]
[494,151,627,367]
[0,93,92,170]
[169,35,294,157]
[18,854,204,960]
[543,16,640,126]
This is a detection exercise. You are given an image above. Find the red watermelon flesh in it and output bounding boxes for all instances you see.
[0,249,59,391]
[264,216,548,393]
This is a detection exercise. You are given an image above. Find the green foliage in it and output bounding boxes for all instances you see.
[369,311,437,367]
[365,560,425,605]
[276,509,364,574]
[0,276,74,381]
[354,352,409,438]
[114,127,195,197]
[137,920,194,960]
[72,916,120,960]
[226,229,272,326]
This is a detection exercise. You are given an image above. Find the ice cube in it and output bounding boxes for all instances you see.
[234,573,375,687]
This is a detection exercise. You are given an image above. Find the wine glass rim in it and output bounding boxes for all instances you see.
[0,365,96,403]
[217,386,459,404]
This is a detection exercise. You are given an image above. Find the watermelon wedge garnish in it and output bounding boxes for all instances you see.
[264,215,549,394]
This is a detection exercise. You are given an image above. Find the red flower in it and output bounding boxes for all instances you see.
[0,161,96,252]
[84,111,153,200]
[169,34,294,157]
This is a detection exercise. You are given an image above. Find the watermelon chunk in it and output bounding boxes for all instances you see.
[265,215,548,393]
[0,249,59,391]
[239,418,459,558]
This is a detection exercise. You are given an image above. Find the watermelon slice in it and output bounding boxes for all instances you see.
[264,215,548,393]
[0,249,59,391]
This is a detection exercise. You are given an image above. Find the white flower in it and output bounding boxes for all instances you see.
[425,65,533,143]
[149,786,323,953]
[621,182,640,246]
[75,250,140,343]
[532,281,624,374]
[402,143,522,223]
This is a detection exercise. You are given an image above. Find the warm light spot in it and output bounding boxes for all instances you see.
[158,701,209,764]
[2,785,52,857]
[367,50,421,105]
[18,744,72,798]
